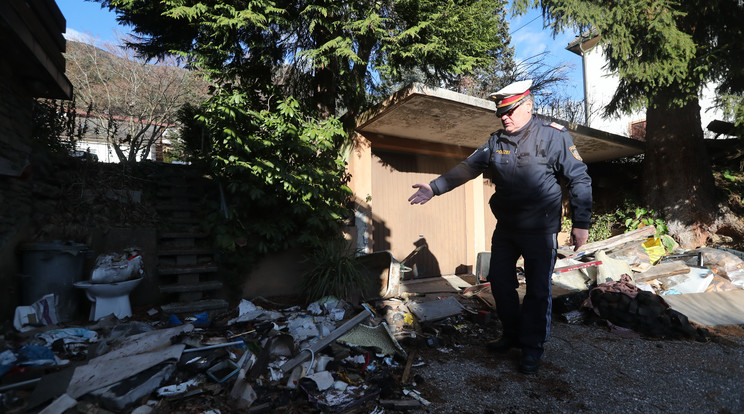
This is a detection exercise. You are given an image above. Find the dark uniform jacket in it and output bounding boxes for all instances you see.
[430,117,592,233]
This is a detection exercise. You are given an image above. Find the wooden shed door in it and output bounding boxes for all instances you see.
[370,150,468,277]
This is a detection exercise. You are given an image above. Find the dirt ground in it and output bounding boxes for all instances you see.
[404,313,744,414]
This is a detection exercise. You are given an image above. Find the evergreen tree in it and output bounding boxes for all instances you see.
[97,0,512,122]
[513,0,744,247]
[93,0,514,261]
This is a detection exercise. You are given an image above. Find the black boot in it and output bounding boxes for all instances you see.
[519,353,541,374]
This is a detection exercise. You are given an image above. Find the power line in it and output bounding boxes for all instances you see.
[510,15,541,35]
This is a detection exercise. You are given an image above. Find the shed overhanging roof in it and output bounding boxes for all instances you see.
[355,83,644,163]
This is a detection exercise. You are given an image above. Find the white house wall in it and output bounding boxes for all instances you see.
[582,45,643,137]
[581,44,725,139]
[78,141,158,163]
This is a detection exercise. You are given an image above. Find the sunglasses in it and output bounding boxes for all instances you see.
[501,103,522,118]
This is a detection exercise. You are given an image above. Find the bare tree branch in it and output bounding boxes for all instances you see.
[64,34,209,162]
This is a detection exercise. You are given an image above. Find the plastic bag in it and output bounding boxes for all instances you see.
[695,247,744,278]
[642,237,666,265]
[90,249,143,283]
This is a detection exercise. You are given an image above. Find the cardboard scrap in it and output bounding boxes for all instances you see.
[595,250,634,284]
[552,270,592,291]
[706,274,740,292]
[552,258,596,291]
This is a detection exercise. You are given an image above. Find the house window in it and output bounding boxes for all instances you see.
[629,120,646,141]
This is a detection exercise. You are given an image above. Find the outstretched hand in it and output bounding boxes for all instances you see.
[408,183,434,205]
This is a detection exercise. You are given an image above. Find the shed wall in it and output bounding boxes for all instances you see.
[369,149,496,277]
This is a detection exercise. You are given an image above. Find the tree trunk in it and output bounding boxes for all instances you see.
[312,18,336,119]
[315,65,335,119]
[643,89,717,248]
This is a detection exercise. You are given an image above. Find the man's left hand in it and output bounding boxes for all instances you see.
[570,228,589,251]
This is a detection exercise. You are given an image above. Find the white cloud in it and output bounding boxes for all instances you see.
[63,28,95,45]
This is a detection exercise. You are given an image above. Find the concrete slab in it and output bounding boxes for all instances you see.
[67,344,185,399]
[399,275,472,298]
[38,393,76,414]
[93,323,194,362]
[408,296,464,322]
[89,362,176,411]
[355,83,645,163]
[662,290,744,326]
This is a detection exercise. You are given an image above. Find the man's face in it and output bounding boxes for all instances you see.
[500,99,533,133]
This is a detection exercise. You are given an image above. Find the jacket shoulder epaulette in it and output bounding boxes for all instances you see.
[544,121,566,131]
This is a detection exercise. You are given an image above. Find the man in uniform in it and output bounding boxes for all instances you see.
[408,80,592,374]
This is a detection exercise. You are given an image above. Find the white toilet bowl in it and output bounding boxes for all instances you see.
[74,277,143,321]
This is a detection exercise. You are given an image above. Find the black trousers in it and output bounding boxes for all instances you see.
[487,230,558,358]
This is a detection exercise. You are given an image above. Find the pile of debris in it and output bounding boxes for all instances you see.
[548,226,744,338]
[2,226,744,413]
[1,292,477,413]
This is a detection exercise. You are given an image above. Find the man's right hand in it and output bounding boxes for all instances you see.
[408,183,434,205]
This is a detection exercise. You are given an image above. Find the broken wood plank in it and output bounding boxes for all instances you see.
[280,306,373,373]
[634,261,690,283]
[401,352,416,384]
[571,226,657,258]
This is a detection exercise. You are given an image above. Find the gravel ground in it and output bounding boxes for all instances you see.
[404,318,744,414]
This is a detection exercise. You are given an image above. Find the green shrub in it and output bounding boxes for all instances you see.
[563,211,620,243]
[615,204,668,236]
[202,94,353,269]
[300,238,370,304]
[563,199,669,243]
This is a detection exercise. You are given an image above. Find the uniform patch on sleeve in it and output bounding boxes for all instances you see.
[468,147,489,158]
[549,122,566,131]
[569,145,583,161]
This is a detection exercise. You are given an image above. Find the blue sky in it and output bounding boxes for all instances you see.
[57,0,584,100]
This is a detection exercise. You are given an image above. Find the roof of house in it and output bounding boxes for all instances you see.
[566,27,601,56]
[355,83,644,163]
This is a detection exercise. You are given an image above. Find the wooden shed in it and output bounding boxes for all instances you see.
[347,83,645,278]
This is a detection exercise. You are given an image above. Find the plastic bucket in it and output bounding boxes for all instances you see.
[19,241,90,322]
